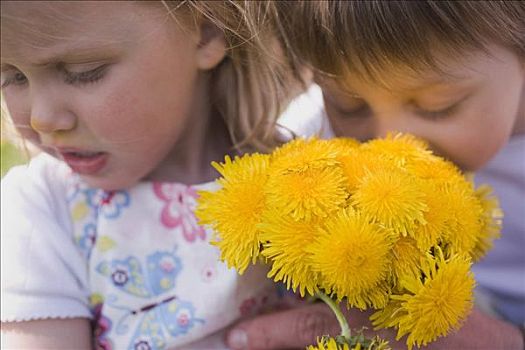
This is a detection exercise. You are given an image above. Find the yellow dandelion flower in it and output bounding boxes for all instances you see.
[330,137,361,154]
[337,147,398,193]
[471,185,502,261]
[309,209,396,309]
[390,237,425,286]
[362,337,391,350]
[441,183,484,256]
[259,211,322,296]
[407,156,464,184]
[196,153,270,273]
[376,251,474,350]
[271,137,340,174]
[307,336,391,350]
[413,183,451,250]
[266,163,348,221]
[361,133,432,167]
[351,168,427,235]
[370,299,405,329]
[307,337,350,350]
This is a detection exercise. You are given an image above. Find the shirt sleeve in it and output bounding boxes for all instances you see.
[1,155,92,322]
[278,84,330,138]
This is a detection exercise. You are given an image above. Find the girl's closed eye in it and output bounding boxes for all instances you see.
[60,63,109,85]
[0,69,28,88]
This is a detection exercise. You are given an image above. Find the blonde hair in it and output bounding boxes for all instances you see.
[163,1,299,152]
[275,1,525,83]
[0,1,299,153]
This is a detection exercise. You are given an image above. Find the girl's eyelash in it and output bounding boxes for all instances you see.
[63,64,108,85]
[1,71,28,88]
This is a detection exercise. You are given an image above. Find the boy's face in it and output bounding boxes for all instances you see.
[317,45,524,171]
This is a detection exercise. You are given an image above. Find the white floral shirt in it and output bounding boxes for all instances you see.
[1,154,287,349]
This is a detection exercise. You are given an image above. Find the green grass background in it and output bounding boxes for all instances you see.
[1,140,28,177]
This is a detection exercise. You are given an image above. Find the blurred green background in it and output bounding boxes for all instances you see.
[1,139,28,177]
[1,105,29,177]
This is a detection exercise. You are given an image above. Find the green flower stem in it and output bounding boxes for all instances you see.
[316,291,351,339]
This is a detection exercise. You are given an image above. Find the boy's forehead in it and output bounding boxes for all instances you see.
[319,61,472,95]
[323,44,498,94]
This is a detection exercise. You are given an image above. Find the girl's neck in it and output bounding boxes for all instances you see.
[145,74,238,185]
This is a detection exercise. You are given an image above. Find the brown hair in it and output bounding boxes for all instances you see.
[275,1,525,83]
[163,1,300,152]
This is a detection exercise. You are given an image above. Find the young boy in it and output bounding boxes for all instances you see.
[226,2,525,349]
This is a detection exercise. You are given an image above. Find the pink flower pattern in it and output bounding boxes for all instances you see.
[92,303,114,350]
[153,183,206,242]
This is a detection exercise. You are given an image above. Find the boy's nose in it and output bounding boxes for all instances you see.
[373,113,412,139]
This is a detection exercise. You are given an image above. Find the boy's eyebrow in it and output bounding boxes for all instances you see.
[410,74,467,87]
[338,74,470,96]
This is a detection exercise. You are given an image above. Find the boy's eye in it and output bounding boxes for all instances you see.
[416,103,460,120]
[334,102,371,118]
[61,64,108,85]
[0,70,28,88]
[414,92,470,121]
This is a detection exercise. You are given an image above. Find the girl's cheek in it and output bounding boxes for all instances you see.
[13,119,41,146]
[6,106,39,145]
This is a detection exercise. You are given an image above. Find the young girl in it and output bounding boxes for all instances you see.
[0,1,296,349]
[226,1,525,349]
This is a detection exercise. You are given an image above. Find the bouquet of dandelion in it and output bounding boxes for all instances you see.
[196,134,502,350]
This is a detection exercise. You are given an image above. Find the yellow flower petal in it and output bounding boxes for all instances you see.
[267,142,348,220]
[307,336,391,350]
[330,137,361,153]
[259,211,322,296]
[390,237,425,286]
[309,209,396,309]
[440,183,484,256]
[472,185,503,261]
[337,147,398,194]
[196,153,270,273]
[373,251,474,350]
[407,156,464,183]
[413,183,451,250]
[361,133,432,167]
[268,167,348,220]
[352,168,427,236]
[307,337,350,350]
[271,137,340,173]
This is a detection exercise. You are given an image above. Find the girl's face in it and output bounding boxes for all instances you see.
[1,1,224,190]
[318,45,525,171]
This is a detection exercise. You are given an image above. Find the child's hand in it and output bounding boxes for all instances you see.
[226,304,524,350]
[226,302,341,349]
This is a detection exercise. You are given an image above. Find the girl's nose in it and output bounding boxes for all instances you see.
[30,93,76,134]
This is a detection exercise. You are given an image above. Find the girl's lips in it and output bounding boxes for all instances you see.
[59,150,108,175]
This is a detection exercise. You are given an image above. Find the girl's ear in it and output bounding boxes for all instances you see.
[196,21,227,70]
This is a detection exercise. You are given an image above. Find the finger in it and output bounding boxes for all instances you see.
[226,303,341,350]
